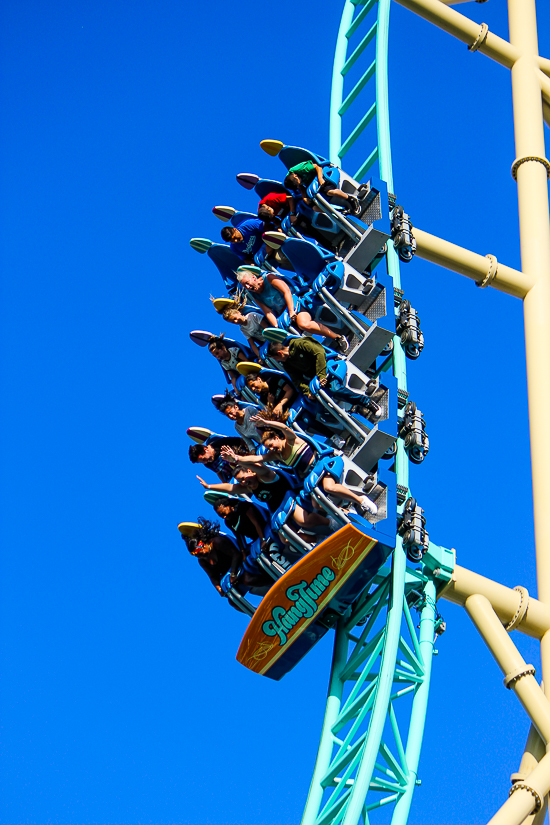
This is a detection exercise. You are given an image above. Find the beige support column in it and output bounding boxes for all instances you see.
[465,595,550,742]
[393,0,519,68]
[508,0,550,692]
[511,725,548,825]
[440,565,550,639]
[412,227,534,298]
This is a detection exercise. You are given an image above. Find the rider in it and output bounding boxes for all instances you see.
[221,218,265,264]
[212,497,268,554]
[236,267,348,352]
[267,337,383,422]
[284,162,360,215]
[242,367,296,418]
[207,334,249,390]
[227,418,378,516]
[213,291,270,359]
[180,518,242,596]
[216,392,262,449]
[188,439,245,483]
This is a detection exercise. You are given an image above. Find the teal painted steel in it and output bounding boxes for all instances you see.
[301,1,441,823]
[330,0,355,166]
[391,579,437,825]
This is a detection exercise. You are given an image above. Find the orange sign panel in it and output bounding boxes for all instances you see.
[237,524,377,676]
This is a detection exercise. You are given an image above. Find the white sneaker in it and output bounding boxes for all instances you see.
[359,496,378,516]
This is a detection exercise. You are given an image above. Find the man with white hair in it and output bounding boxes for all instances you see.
[236,266,348,352]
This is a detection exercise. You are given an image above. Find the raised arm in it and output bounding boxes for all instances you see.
[249,416,296,446]
[220,445,267,467]
[196,476,241,494]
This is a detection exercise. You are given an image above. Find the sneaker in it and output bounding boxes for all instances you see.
[367,400,383,420]
[366,380,386,403]
[335,335,349,353]
[330,434,347,450]
[358,495,378,516]
[348,196,361,216]
[351,402,382,421]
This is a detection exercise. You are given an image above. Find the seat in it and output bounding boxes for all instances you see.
[278,145,329,169]
[207,244,243,294]
[254,179,288,198]
[280,238,335,285]
[230,211,259,226]
[307,360,397,473]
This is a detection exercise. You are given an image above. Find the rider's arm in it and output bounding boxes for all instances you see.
[268,274,295,316]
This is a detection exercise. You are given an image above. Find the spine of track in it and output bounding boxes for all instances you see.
[301,1,437,823]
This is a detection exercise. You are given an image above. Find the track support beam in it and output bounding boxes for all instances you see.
[440,565,550,640]
[392,0,519,68]
[411,227,533,298]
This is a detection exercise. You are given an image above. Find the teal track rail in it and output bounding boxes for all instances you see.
[301,2,438,823]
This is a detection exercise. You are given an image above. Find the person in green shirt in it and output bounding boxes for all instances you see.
[268,336,383,422]
[284,161,361,215]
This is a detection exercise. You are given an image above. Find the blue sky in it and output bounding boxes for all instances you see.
[1,1,549,824]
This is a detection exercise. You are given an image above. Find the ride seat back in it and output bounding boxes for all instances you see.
[255,179,288,197]
[279,146,327,169]
[281,238,334,284]
[208,245,242,293]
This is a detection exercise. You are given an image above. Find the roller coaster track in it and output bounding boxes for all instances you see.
[301,2,443,823]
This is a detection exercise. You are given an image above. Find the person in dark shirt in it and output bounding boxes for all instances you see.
[213,497,267,554]
[243,367,296,418]
[221,218,266,264]
[188,437,246,482]
[181,518,242,595]
[196,463,335,534]
[268,337,383,422]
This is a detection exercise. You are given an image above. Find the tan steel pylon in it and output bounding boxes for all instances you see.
[390,0,550,822]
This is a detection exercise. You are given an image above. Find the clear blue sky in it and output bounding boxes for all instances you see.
[1,1,549,824]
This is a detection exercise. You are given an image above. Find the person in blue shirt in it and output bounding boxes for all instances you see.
[221,218,265,264]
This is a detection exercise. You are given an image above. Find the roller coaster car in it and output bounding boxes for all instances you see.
[262,141,391,267]
[236,522,395,680]
[307,357,398,473]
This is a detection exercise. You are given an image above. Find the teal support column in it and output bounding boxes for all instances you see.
[391,579,437,825]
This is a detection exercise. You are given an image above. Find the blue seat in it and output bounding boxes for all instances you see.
[207,244,243,294]
[278,146,330,169]
[279,238,335,285]
[254,179,288,198]
[230,211,259,227]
